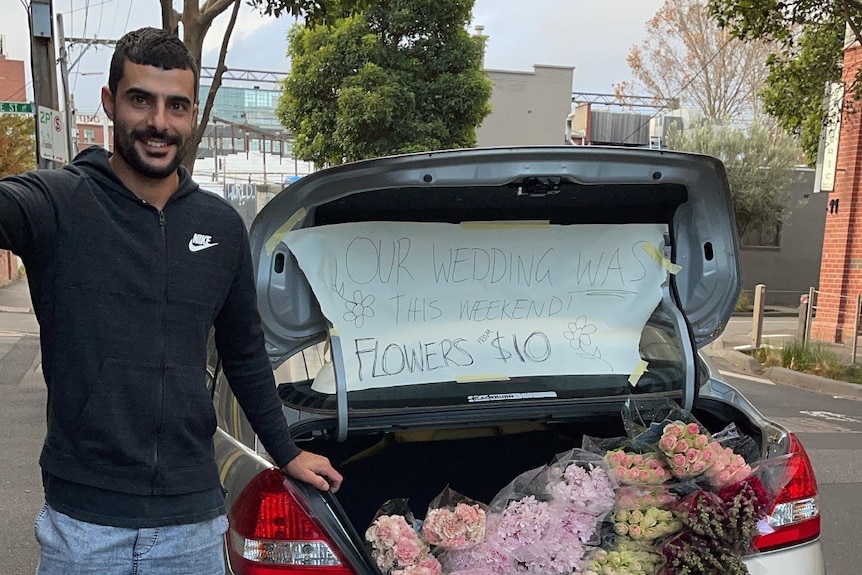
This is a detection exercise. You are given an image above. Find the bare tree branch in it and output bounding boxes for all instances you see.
[160,0,181,35]
[183,0,242,172]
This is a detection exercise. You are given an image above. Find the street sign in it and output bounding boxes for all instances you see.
[37,106,68,164]
[0,101,34,114]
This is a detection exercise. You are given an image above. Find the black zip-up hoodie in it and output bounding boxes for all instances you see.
[0,148,300,502]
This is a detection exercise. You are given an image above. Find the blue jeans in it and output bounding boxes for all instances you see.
[35,503,228,575]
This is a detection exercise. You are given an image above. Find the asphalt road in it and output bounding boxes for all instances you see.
[0,287,859,572]
[715,368,862,575]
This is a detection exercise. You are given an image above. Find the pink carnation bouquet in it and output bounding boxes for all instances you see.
[658,420,715,479]
[422,502,487,550]
[365,514,441,575]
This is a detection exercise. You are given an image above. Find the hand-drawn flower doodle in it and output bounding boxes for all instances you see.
[344,290,375,328]
[564,315,597,351]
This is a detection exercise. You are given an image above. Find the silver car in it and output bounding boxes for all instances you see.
[209,146,824,574]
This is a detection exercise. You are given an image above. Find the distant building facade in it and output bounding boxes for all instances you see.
[739,170,826,307]
[73,113,113,155]
[0,46,27,285]
[476,65,574,147]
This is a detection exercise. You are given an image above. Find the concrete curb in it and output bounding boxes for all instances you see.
[703,337,862,401]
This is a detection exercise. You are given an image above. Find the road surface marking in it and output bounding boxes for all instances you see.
[799,410,860,423]
[718,370,775,385]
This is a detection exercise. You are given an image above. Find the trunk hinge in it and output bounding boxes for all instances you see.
[329,328,350,442]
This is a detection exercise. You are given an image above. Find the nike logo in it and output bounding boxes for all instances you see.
[189,233,219,252]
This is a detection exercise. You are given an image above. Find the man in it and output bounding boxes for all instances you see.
[0,27,342,573]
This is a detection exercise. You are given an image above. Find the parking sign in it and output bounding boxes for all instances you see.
[37,106,68,164]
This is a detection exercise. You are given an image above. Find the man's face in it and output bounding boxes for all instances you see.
[102,60,197,179]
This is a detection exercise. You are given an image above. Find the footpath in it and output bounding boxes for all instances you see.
[1,278,860,399]
[705,314,862,400]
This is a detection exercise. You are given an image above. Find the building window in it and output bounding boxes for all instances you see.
[741,223,781,248]
[83,129,96,143]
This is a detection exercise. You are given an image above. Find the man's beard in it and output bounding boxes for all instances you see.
[113,122,189,179]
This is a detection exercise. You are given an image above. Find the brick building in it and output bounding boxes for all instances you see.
[73,113,112,155]
[0,46,27,285]
[811,31,862,343]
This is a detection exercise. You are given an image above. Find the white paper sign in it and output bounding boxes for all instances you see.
[286,222,668,391]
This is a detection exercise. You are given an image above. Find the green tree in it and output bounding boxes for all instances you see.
[759,17,845,166]
[708,0,862,165]
[277,0,492,166]
[667,121,802,239]
[0,115,36,177]
[157,0,372,171]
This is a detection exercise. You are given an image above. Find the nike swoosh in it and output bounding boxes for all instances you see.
[189,241,219,252]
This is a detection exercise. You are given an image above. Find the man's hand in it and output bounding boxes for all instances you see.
[282,450,343,493]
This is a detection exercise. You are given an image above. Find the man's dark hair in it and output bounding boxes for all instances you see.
[108,27,199,96]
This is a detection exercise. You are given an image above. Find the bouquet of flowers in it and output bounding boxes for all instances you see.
[657,420,715,480]
[605,448,672,485]
[543,450,617,516]
[702,442,753,489]
[614,485,678,510]
[575,538,665,575]
[660,475,771,574]
[365,500,442,575]
[612,507,682,541]
[421,487,487,550]
[440,450,615,575]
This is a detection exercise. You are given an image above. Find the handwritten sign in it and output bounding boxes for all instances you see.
[285,222,668,391]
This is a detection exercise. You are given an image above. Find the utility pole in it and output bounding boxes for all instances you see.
[56,13,75,160]
[28,0,62,169]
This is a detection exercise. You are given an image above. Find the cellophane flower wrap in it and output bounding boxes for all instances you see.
[440,450,615,575]
[364,398,788,575]
[657,420,715,480]
[660,475,771,574]
[574,538,665,575]
[605,448,672,485]
[421,487,487,550]
[614,484,678,511]
[365,499,442,575]
[612,506,682,541]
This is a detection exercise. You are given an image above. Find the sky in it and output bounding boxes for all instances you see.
[1,0,665,115]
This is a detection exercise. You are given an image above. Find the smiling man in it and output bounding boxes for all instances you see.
[0,27,341,574]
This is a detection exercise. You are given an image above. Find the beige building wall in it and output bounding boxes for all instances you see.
[476,65,574,147]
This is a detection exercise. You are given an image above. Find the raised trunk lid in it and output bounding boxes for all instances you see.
[250,147,740,430]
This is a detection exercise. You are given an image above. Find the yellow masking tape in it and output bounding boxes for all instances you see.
[265,207,308,255]
[628,359,649,387]
[460,220,551,230]
[455,374,511,383]
[642,242,682,275]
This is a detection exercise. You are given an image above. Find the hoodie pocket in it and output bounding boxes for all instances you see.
[73,359,161,468]
[160,363,217,465]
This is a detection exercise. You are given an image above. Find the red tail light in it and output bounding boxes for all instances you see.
[753,433,821,552]
[227,468,356,574]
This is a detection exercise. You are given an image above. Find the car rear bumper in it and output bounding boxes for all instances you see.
[743,539,825,574]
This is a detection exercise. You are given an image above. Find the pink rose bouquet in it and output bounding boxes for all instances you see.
[605,448,671,485]
[703,443,753,489]
[658,420,715,479]
[614,484,678,510]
